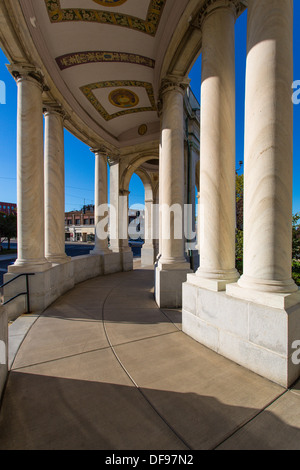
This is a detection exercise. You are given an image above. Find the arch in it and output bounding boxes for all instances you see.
[120,152,159,192]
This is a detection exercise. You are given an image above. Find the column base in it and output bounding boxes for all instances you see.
[155,260,192,308]
[182,280,300,388]
[46,254,72,265]
[227,282,300,309]
[8,259,51,274]
[188,268,239,292]
[238,274,298,295]
[90,248,110,256]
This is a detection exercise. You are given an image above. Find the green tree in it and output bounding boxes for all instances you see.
[0,213,17,250]
[235,173,244,274]
[292,213,300,260]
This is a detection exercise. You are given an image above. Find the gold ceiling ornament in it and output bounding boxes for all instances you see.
[93,0,128,6]
[138,124,148,136]
[109,89,139,109]
[80,80,157,121]
[44,0,166,36]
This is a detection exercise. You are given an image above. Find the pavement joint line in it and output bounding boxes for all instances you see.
[100,279,192,451]
[212,387,289,450]
[10,330,182,372]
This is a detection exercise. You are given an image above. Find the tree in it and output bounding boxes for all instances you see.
[235,173,244,273]
[0,213,17,250]
[292,213,300,260]
[236,173,244,231]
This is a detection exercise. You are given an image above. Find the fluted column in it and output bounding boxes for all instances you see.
[7,65,50,273]
[194,0,239,290]
[236,0,297,295]
[90,148,110,255]
[44,104,70,264]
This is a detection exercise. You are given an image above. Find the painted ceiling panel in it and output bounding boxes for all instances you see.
[19,0,190,147]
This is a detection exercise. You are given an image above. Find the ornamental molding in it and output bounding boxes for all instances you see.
[7,63,49,91]
[158,76,190,116]
[90,146,109,158]
[80,80,156,122]
[159,76,190,97]
[107,154,121,166]
[44,0,166,37]
[195,0,247,29]
[56,51,155,71]
[43,102,67,119]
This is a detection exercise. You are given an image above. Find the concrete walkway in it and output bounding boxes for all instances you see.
[0,261,300,450]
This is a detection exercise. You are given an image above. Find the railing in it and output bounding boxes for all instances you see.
[0,274,35,314]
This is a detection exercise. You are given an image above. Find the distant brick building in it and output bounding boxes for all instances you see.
[0,202,17,216]
[65,205,95,242]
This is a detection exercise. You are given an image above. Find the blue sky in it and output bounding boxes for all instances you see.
[0,6,300,213]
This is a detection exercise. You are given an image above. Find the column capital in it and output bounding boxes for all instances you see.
[90,145,109,158]
[43,102,67,120]
[120,189,130,197]
[196,0,245,28]
[107,153,121,167]
[7,63,49,91]
[159,76,190,99]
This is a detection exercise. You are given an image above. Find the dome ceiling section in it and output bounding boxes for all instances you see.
[18,0,172,147]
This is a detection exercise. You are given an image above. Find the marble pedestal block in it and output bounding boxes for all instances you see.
[155,261,192,308]
[182,281,300,388]
[141,245,155,267]
[0,306,8,400]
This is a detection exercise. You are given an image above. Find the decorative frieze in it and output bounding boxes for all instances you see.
[44,0,166,37]
[56,51,155,71]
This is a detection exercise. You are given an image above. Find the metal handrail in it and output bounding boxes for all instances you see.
[0,273,35,314]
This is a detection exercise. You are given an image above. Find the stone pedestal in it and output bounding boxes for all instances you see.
[182,281,300,388]
[182,0,300,388]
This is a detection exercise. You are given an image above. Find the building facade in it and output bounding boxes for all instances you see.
[0,202,17,216]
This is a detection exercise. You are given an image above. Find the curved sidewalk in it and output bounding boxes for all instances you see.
[0,262,300,450]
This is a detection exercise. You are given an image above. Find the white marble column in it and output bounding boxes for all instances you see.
[44,104,70,264]
[155,77,191,308]
[234,0,298,296]
[119,189,131,253]
[109,155,120,253]
[7,65,50,273]
[192,0,239,291]
[159,78,190,268]
[141,198,155,266]
[90,148,110,255]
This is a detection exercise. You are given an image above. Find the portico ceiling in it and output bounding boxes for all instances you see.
[16,0,192,149]
[0,0,246,151]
